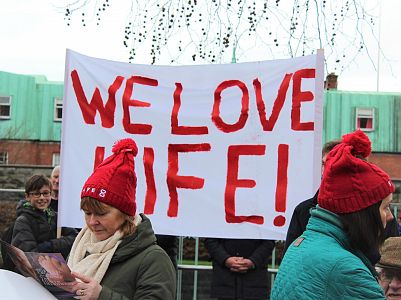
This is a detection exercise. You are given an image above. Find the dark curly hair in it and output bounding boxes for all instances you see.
[25,174,52,194]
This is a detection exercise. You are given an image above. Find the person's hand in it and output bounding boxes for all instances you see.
[225,256,244,272]
[72,272,102,300]
[235,258,255,273]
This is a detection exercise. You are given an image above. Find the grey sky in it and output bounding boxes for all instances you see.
[0,0,400,93]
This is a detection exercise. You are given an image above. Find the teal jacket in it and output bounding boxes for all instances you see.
[271,206,385,300]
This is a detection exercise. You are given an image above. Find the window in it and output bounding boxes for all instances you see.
[54,98,63,121]
[52,153,60,166]
[0,152,8,164]
[0,96,11,119]
[356,108,374,131]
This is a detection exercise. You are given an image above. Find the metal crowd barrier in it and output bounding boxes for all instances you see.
[176,236,279,300]
[176,263,279,300]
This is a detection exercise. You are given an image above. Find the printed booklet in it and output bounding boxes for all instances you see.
[0,239,78,299]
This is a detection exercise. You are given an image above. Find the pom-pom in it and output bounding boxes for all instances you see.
[112,138,138,156]
[342,130,371,158]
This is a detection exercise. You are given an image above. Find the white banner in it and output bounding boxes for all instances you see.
[59,49,324,240]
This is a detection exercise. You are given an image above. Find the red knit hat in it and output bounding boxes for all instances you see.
[318,130,394,213]
[81,138,138,216]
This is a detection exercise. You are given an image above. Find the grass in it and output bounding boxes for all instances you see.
[179,259,211,266]
[178,260,279,269]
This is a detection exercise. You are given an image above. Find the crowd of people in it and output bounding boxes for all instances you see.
[1,130,400,300]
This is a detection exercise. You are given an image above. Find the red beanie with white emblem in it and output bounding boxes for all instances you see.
[318,130,395,213]
[81,138,138,216]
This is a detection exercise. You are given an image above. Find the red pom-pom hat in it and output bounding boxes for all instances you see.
[318,130,394,213]
[81,138,138,216]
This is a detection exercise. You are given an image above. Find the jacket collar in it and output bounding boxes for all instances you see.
[111,214,157,263]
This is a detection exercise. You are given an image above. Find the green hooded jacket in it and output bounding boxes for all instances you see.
[98,214,176,300]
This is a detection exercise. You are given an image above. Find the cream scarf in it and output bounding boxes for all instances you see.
[67,227,122,283]
[67,215,142,283]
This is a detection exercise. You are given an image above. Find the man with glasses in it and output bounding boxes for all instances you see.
[377,237,401,299]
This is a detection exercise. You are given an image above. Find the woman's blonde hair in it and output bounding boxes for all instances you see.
[81,196,137,237]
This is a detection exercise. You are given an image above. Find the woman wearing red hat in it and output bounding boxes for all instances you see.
[271,130,395,299]
[67,139,176,299]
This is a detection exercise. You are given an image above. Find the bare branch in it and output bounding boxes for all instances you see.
[60,0,380,74]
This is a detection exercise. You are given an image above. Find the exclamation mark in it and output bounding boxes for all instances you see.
[274,144,289,227]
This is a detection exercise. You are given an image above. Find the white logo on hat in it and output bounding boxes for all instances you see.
[99,189,107,197]
[84,187,95,193]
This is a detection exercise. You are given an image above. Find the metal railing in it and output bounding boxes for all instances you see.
[0,188,24,193]
[176,260,279,300]
[176,236,279,300]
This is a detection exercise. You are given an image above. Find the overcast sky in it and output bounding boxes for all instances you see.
[1,0,400,93]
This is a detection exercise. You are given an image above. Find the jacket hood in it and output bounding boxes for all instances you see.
[111,214,157,264]
[16,199,27,215]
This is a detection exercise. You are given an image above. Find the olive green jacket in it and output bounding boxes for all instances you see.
[99,214,176,300]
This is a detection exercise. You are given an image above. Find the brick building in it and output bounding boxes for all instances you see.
[0,71,62,166]
[323,89,401,201]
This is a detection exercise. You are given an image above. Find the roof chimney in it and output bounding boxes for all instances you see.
[325,73,338,90]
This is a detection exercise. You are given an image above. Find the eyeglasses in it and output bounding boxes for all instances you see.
[379,269,401,282]
[29,191,51,198]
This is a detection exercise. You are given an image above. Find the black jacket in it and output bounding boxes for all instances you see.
[284,192,318,253]
[49,198,58,212]
[284,191,400,256]
[11,201,77,259]
[204,238,275,299]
